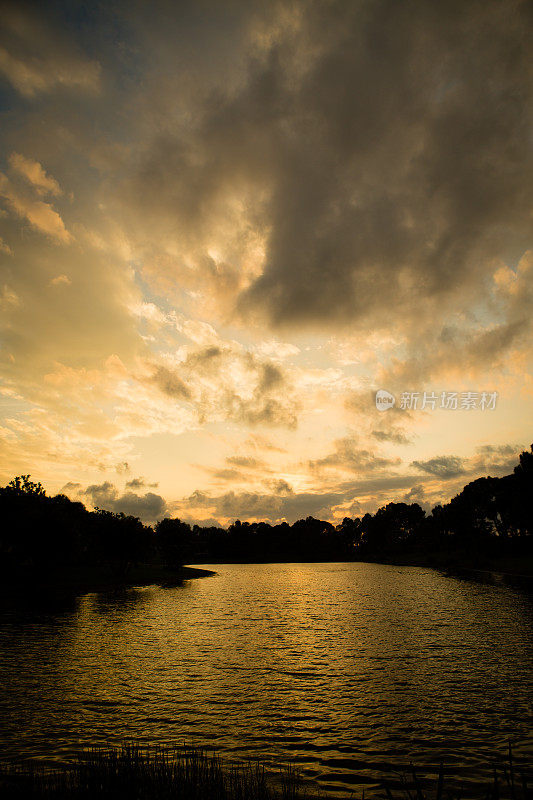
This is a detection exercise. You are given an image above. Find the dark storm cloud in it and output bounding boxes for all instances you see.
[120,0,532,332]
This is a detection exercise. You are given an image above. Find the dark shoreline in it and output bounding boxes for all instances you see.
[361,554,533,579]
[0,563,216,599]
[1,557,532,603]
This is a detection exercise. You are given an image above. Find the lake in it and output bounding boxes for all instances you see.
[1,563,532,797]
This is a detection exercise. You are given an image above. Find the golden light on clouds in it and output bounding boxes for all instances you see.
[0,0,531,525]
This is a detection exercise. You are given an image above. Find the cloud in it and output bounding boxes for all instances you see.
[202,453,271,482]
[82,481,117,506]
[0,237,13,255]
[147,343,300,428]
[371,429,413,446]
[258,340,300,360]
[175,318,220,346]
[0,0,530,525]
[244,434,287,454]
[0,285,20,311]
[82,481,167,522]
[125,476,158,489]
[380,317,530,390]
[0,173,71,243]
[112,491,166,521]
[412,443,525,482]
[346,389,414,419]
[112,0,532,338]
[176,486,345,525]
[151,365,192,400]
[9,153,62,196]
[471,443,525,475]
[174,472,432,525]
[61,480,81,492]
[210,468,242,481]
[265,478,293,495]
[402,484,427,506]
[0,4,100,98]
[225,456,264,469]
[238,1,532,331]
[309,436,401,474]
[49,274,71,287]
[412,456,466,479]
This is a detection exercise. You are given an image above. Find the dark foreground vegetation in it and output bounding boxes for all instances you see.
[0,743,531,800]
[1,445,532,588]
[0,745,300,800]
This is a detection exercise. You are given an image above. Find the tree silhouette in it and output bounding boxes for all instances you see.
[1,446,532,583]
[155,518,193,565]
[8,475,45,495]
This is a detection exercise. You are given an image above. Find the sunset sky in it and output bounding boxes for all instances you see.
[0,0,531,525]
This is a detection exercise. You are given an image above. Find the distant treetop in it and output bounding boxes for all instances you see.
[7,475,46,496]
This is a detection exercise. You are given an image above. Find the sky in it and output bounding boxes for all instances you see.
[0,0,531,525]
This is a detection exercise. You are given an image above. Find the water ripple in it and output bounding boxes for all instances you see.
[0,563,532,798]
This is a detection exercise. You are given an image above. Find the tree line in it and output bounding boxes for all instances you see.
[0,445,531,581]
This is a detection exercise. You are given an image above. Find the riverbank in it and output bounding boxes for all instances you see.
[188,554,533,579]
[350,552,533,578]
[0,563,215,598]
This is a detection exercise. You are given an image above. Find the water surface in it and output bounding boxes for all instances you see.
[1,563,532,797]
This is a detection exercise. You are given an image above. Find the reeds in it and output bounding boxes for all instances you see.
[383,743,531,800]
[0,742,530,800]
[0,743,306,800]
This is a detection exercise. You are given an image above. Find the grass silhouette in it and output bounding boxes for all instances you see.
[0,743,305,800]
[0,742,530,800]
